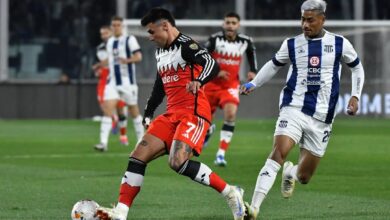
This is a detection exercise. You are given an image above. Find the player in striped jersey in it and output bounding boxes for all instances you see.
[241,0,365,218]
[92,25,129,147]
[94,16,144,152]
[96,8,245,220]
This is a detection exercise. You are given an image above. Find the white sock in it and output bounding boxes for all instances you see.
[217,149,226,157]
[115,202,129,218]
[100,116,112,145]
[251,159,281,210]
[289,165,298,181]
[132,115,144,142]
[221,184,231,197]
[118,117,127,130]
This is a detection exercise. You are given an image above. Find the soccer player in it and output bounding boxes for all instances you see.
[241,0,365,219]
[96,8,245,220]
[94,16,144,152]
[204,12,258,166]
[92,25,129,146]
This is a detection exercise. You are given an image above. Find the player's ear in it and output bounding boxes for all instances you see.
[162,21,169,31]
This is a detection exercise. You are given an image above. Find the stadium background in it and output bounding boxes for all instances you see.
[1,0,390,119]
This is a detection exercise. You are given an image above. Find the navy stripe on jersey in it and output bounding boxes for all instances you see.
[347,57,360,68]
[302,40,322,116]
[125,37,135,84]
[272,57,286,66]
[280,38,298,109]
[113,40,122,85]
[325,36,343,124]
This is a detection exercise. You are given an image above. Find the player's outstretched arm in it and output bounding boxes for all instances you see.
[143,73,165,128]
[347,62,365,116]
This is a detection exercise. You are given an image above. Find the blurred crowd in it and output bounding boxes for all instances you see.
[8,0,390,82]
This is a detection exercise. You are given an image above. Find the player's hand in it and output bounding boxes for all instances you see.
[347,96,359,116]
[240,82,256,95]
[217,70,230,80]
[142,117,151,129]
[247,71,256,81]
[186,81,201,95]
[92,63,101,72]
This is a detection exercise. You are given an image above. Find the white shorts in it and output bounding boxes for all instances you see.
[103,82,138,106]
[274,107,333,157]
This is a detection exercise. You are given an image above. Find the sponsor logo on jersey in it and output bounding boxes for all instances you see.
[216,57,240,66]
[161,74,180,84]
[310,56,320,66]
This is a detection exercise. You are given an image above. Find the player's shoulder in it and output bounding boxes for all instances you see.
[210,31,224,38]
[237,33,253,41]
[96,42,106,50]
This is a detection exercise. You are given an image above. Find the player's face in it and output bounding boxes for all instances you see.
[111,20,123,37]
[223,17,240,39]
[100,28,111,42]
[145,21,169,48]
[301,10,325,38]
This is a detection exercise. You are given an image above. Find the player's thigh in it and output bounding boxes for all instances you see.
[300,117,332,157]
[131,133,166,163]
[173,114,210,156]
[272,107,305,163]
[120,85,138,106]
[101,99,118,115]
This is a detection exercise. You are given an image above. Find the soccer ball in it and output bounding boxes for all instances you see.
[71,199,100,220]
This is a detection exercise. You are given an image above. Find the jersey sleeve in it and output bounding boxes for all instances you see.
[246,37,258,72]
[181,41,219,86]
[144,73,165,118]
[342,37,360,67]
[128,35,141,54]
[272,39,289,66]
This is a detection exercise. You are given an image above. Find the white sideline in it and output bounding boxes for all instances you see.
[1,153,128,159]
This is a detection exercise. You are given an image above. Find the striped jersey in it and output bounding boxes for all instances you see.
[106,34,141,85]
[273,30,361,124]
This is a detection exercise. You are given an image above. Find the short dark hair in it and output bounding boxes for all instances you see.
[224,12,240,21]
[100,25,111,30]
[111,15,123,22]
[141,7,176,27]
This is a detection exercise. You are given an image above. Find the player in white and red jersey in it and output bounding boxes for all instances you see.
[96,8,245,220]
[94,16,144,152]
[241,1,365,219]
[92,25,128,146]
[204,12,258,166]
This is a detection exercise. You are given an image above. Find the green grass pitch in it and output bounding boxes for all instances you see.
[0,118,389,219]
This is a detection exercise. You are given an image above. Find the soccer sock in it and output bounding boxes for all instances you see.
[100,116,112,145]
[251,159,281,210]
[132,115,144,142]
[218,121,235,154]
[118,157,146,208]
[118,114,127,136]
[289,165,298,181]
[177,160,227,193]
